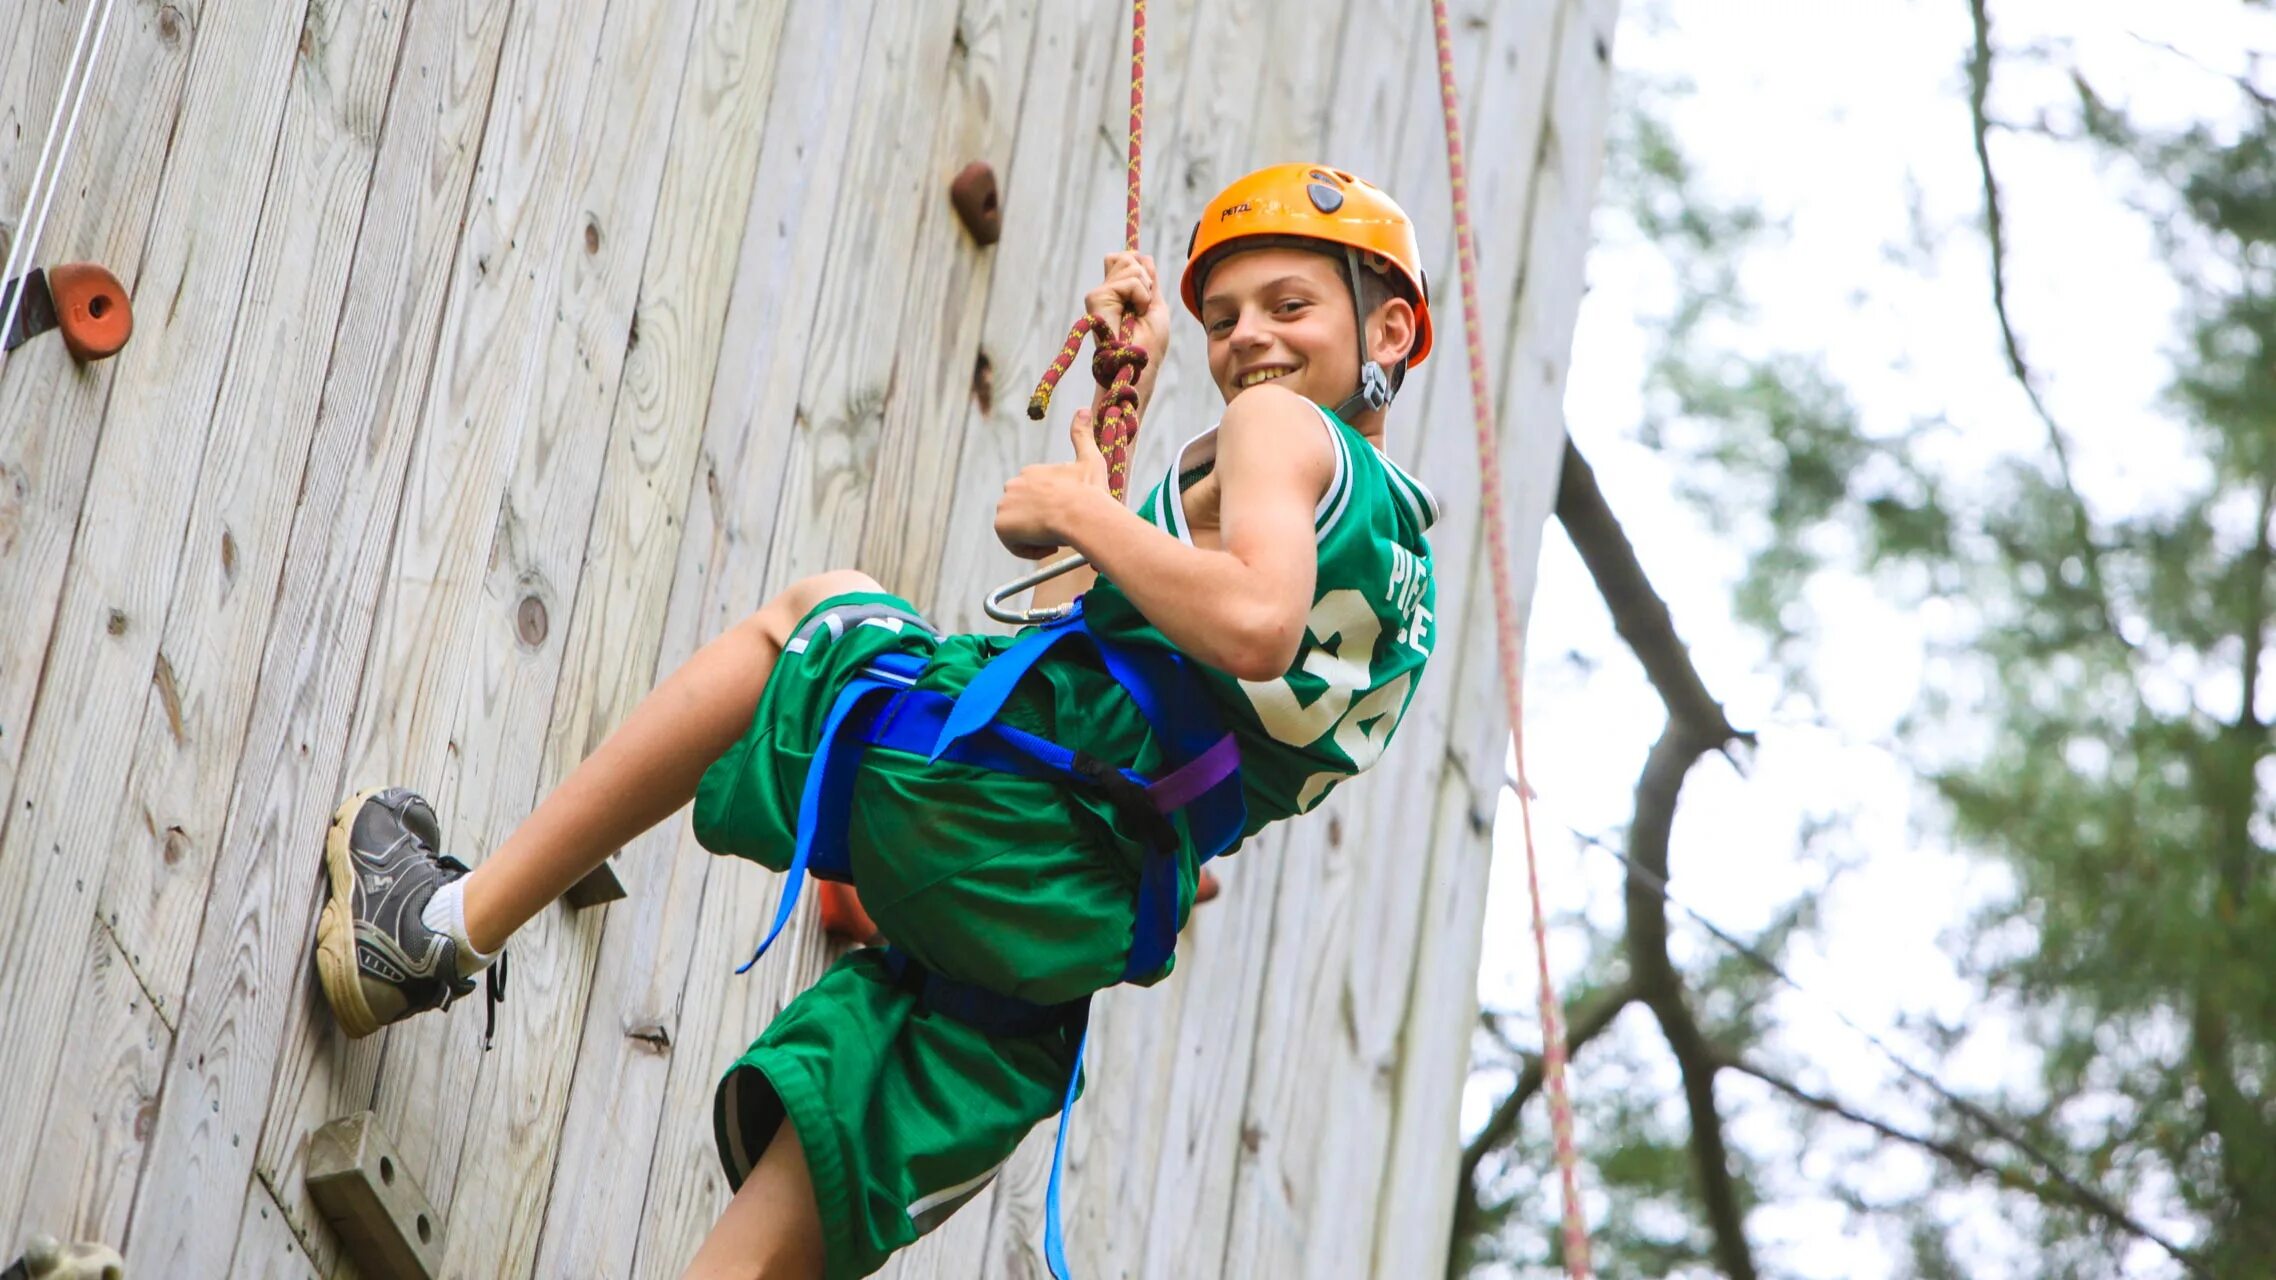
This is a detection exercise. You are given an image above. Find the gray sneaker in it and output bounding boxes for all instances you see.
[315,787,502,1040]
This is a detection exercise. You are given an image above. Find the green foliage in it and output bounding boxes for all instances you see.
[1459,17,2276,1280]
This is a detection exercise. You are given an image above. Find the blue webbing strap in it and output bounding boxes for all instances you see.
[879,948,1088,1037]
[734,673,904,974]
[930,608,1246,981]
[742,648,1168,978]
[1044,1018,1089,1280]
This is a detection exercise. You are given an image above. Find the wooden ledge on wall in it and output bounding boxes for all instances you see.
[305,1112,443,1280]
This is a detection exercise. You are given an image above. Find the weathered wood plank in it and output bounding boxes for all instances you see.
[227,1175,328,1280]
[751,7,965,597]
[853,0,1040,603]
[624,3,983,1272]
[625,850,838,1279]
[98,0,412,1054]
[0,0,187,841]
[922,0,1129,638]
[151,0,523,1271]
[0,0,312,1258]
[332,0,711,1273]
[519,0,816,1271]
[9,922,168,1255]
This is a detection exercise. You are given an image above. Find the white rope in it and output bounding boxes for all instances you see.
[1,0,121,365]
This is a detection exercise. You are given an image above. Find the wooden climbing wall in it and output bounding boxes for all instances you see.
[0,0,1618,1275]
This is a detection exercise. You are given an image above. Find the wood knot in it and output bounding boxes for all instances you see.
[971,350,994,414]
[157,6,186,45]
[515,595,549,647]
[585,218,602,255]
[106,608,126,636]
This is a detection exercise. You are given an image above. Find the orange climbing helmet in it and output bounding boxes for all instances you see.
[1179,163,1434,368]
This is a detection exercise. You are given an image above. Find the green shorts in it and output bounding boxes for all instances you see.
[692,591,1199,1276]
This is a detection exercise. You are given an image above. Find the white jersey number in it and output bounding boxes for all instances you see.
[1238,589,1412,811]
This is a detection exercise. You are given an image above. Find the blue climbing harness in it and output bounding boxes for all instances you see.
[733,602,1245,1276]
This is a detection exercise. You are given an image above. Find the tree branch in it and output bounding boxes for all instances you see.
[1965,0,2130,653]
[1728,1056,2006,1178]
[1559,434,1760,1278]
[1628,730,1758,1280]
[2127,31,2276,114]
[1555,440,1752,748]
[1450,980,1641,1271]
[1726,1056,2213,1276]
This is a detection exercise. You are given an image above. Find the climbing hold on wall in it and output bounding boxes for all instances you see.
[306,1112,443,1280]
[949,161,1002,247]
[1,263,132,361]
[3,1234,125,1280]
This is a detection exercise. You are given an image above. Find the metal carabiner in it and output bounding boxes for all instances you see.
[983,553,1090,626]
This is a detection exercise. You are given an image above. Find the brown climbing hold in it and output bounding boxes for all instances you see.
[1,264,132,362]
[949,161,1002,247]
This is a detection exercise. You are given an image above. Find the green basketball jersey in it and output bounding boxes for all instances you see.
[1081,402,1441,838]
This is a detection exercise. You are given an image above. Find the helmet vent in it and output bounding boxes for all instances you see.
[1307,182,1344,214]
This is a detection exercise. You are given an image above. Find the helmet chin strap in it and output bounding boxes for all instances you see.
[1334,246,1394,424]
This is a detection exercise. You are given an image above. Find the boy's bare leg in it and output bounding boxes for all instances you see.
[461,570,884,953]
[680,1123,826,1280]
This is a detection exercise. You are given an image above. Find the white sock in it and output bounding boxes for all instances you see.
[420,879,498,980]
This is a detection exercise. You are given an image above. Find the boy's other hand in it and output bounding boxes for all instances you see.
[995,409,1113,558]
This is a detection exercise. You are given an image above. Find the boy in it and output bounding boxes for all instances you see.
[314,163,1442,1278]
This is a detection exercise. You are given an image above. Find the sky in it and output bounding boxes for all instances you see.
[1467,2,2276,1276]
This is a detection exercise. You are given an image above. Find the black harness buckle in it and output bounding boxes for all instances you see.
[1071,750,1180,852]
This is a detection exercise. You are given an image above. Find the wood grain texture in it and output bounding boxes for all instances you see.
[0,1,192,843]
[165,0,523,1271]
[344,0,711,1272]
[0,0,312,1260]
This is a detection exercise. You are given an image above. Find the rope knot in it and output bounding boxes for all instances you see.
[1089,327,1149,386]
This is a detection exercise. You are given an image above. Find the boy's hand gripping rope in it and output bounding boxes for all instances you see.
[1025,0,1147,504]
[1431,0,1594,1273]
[987,1,1146,627]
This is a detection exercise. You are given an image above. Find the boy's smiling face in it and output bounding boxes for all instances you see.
[1197,247,1363,409]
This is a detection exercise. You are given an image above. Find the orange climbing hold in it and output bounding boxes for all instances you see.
[816,880,884,947]
[1,262,132,361]
[47,262,131,360]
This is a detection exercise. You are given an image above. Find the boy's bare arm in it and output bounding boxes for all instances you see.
[995,385,1330,679]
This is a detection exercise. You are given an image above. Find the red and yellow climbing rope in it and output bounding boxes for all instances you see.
[1027,1,1149,502]
[1431,0,1592,1272]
